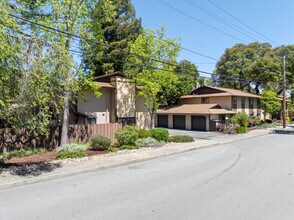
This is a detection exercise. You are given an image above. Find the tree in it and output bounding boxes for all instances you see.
[260,91,282,118]
[6,0,101,143]
[163,59,198,105]
[213,42,280,94]
[125,27,181,128]
[86,0,142,75]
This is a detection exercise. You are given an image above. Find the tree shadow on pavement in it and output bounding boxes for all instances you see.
[0,162,62,177]
[272,129,294,135]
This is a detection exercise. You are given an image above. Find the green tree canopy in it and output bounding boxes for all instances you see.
[124,27,181,128]
[163,59,199,105]
[85,0,142,76]
[213,42,281,94]
[260,91,282,117]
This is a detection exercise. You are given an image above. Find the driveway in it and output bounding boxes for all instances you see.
[2,133,294,219]
[167,128,223,140]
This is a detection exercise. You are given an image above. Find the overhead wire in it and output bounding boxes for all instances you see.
[207,0,279,46]
[158,0,247,43]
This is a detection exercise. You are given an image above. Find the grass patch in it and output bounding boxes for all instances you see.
[56,151,86,160]
[120,145,139,150]
[0,148,47,160]
[168,135,194,143]
[107,147,119,153]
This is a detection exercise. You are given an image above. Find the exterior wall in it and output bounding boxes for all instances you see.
[77,88,114,124]
[180,97,201,104]
[210,97,231,109]
[136,96,151,129]
[185,115,191,130]
[205,115,209,131]
[168,114,173,128]
[115,77,136,118]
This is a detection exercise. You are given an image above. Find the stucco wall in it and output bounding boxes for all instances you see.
[210,97,231,109]
[115,77,136,118]
[77,88,114,124]
[136,96,152,129]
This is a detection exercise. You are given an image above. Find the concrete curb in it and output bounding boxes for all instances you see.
[0,129,277,190]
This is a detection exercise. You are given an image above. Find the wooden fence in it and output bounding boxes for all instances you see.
[0,123,122,152]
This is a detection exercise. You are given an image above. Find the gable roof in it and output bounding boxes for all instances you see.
[157,104,236,115]
[189,86,260,98]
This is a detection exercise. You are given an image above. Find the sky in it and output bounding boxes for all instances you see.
[132,0,294,77]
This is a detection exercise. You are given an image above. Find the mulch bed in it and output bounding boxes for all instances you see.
[0,150,108,167]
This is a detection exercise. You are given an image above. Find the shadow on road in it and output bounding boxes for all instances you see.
[0,162,62,177]
[272,129,294,135]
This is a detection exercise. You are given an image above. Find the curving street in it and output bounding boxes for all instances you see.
[1,133,294,220]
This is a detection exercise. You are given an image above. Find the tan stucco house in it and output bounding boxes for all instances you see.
[156,86,268,131]
[75,72,151,129]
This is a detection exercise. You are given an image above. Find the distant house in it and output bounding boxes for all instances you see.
[156,86,270,131]
[75,72,151,129]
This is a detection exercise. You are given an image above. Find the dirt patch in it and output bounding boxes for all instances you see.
[86,150,107,157]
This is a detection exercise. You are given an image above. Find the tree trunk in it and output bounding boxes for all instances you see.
[60,90,69,146]
[150,111,155,129]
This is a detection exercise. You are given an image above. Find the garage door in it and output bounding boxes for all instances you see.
[173,115,186,130]
[192,116,206,131]
[157,115,168,128]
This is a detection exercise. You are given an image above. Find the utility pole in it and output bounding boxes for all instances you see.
[282,55,287,129]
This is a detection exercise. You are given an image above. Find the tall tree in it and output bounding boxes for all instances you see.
[86,0,142,75]
[163,59,199,105]
[213,42,280,94]
[6,0,101,143]
[125,27,181,128]
[260,91,282,118]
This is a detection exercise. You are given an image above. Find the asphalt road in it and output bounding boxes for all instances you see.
[1,133,294,220]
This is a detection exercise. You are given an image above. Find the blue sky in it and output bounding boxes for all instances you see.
[132,0,294,76]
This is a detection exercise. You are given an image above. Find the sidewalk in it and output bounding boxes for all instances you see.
[0,127,287,190]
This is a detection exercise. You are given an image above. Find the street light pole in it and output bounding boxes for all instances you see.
[282,55,287,129]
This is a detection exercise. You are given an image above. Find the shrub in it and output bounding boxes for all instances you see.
[150,128,169,142]
[56,143,88,160]
[286,116,291,123]
[235,126,246,133]
[1,148,47,160]
[90,135,111,151]
[216,123,226,133]
[168,135,194,143]
[120,145,139,150]
[135,137,163,148]
[107,147,119,153]
[56,151,86,160]
[56,143,88,153]
[231,112,250,127]
[115,125,139,146]
[138,129,151,138]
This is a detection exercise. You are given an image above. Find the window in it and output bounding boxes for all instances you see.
[241,97,245,110]
[201,97,210,104]
[249,98,254,116]
[232,96,237,110]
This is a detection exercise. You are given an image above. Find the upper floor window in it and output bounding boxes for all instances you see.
[257,99,261,109]
[201,97,210,104]
[242,97,245,109]
[232,96,237,110]
[249,98,254,109]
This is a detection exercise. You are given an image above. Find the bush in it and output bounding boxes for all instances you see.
[107,147,119,153]
[150,128,169,142]
[231,112,250,127]
[138,129,151,138]
[56,151,86,160]
[120,145,139,150]
[216,123,226,133]
[1,148,47,160]
[286,116,291,123]
[56,143,88,153]
[168,135,194,143]
[90,135,111,151]
[135,137,163,148]
[115,126,139,146]
[235,126,246,133]
[56,143,88,160]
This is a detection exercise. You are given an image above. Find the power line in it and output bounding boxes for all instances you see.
[184,0,261,42]
[158,0,246,43]
[9,13,219,74]
[207,0,279,46]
